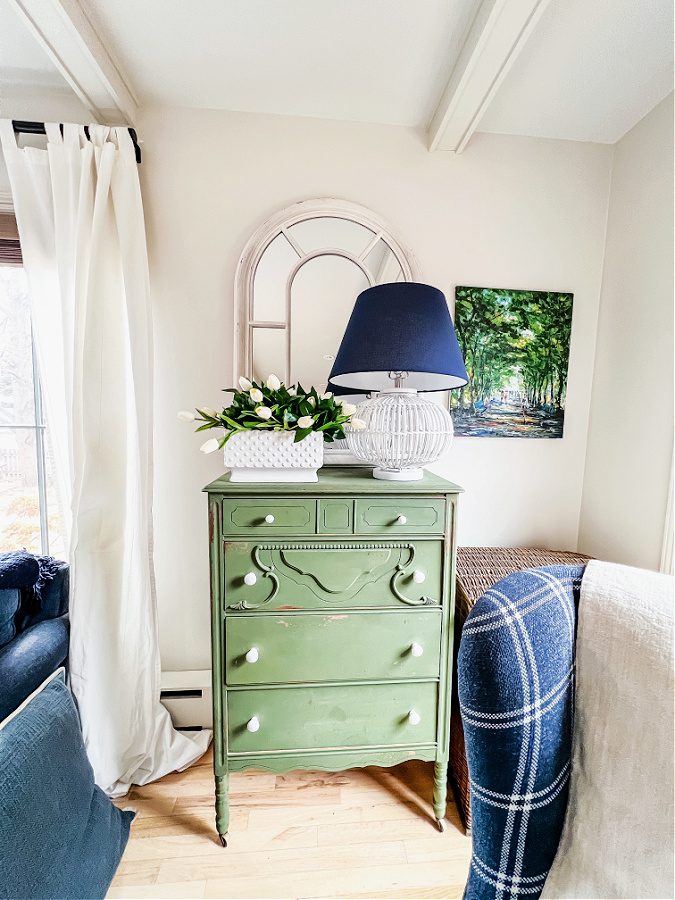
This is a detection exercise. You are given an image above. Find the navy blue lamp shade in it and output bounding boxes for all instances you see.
[328,283,468,392]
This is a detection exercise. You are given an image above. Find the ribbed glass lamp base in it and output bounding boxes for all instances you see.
[373,466,424,481]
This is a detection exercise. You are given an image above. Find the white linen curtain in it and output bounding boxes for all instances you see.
[0,121,209,795]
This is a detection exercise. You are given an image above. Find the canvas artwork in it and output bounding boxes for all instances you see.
[452,285,573,438]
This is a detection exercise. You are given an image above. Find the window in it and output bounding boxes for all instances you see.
[0,214,64,556]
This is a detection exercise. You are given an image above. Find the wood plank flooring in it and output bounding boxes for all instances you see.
[110,747,471,899]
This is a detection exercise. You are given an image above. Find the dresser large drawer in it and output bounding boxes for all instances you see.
[225,610,442,684]
[221,499,316,536]
[227,682,438,753]
[354,498,445,535]
[224,540,444,611]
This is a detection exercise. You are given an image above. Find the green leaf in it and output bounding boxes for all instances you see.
[221,414,245,430]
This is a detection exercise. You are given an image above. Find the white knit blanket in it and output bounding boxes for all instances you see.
[542,560,674,899]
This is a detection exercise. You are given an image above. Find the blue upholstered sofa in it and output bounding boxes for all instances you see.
[0,551,70,721]
[0,553,133,899]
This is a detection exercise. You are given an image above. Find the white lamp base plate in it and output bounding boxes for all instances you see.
[372,467,424,482]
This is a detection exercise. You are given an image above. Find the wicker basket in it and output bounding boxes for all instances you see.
[450,547,590,833]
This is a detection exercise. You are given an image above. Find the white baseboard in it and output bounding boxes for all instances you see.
[160,669,212,729]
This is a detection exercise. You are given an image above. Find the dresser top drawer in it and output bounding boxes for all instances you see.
[355,498,445,535]
[221,499,316,535]
[220,496,447,537]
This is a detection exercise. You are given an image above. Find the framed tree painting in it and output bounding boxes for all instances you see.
[452,285,573,438]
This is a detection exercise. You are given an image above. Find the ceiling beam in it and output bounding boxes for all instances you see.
[428,0,552,153]
[7,0,138,125]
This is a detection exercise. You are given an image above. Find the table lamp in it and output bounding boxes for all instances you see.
[328,282,468,480]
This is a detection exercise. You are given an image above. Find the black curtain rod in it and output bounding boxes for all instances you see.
[11,120,142,164]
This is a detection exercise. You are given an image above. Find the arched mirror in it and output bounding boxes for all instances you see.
[235,199,418,390]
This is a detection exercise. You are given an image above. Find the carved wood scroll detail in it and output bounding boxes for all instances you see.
[227,543,438,610]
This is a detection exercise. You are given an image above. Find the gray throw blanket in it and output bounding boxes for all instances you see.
[542,560,674,898]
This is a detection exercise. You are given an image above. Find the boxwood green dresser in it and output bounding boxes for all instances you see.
[205,466,462,846]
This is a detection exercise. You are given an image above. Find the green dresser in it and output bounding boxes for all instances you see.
[204,466,462,846]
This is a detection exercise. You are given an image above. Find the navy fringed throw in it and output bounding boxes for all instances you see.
[0,551,67,627]
[0,551,40,591]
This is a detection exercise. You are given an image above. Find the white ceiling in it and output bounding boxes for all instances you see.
[0,2,90,122]
[480,0,674,143]
[0,0,673,146]
[84,0,479,128]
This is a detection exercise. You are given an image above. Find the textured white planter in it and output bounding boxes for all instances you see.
[223,431,323,483]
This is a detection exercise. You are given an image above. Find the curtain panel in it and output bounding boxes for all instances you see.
[0,121,209,795]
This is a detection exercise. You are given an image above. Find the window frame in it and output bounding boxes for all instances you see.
[0,214,53,555]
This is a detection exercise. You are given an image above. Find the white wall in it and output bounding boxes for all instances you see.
[578,95,674,570]
[136,105,613,671]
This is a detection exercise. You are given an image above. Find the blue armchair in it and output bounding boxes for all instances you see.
[0,551,70,722]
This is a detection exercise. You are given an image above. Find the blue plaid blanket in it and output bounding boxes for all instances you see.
[458,565,585,899]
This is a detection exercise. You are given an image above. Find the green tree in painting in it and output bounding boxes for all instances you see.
[452,286,573,438]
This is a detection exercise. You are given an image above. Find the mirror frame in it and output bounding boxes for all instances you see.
[234,198,419,386]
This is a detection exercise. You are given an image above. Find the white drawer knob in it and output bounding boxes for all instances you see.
[245,647,259,664]
[408,709,421,726]
[396,514,408,525]
[243,572,257,586]
[264,514,275,524]
[410,642,424,658]
[246,716,260,733]
[412,570,426,584]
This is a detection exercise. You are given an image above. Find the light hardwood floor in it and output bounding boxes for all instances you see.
[110,748,472,899]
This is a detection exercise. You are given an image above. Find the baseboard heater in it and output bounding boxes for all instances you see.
[160,670,212,730]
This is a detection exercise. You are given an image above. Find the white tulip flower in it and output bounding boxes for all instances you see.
[322,391,333,399]
[197,407,218,418]
[177,410,196,421]
[340,402,357,416]
[256,405,272,420]
[238,376,252,391]
[287,386,297,396]
[200,438,220,454]
[297,415,314,428]
[249,388,263,403]
[307,396,316,407]
[266,374,281,391]
[349,417,367,430]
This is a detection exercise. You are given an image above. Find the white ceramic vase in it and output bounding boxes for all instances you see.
[223,430,323,483]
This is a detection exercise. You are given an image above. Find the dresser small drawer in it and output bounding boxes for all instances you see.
[221,499,316,535]
[225,610,441,685]
[227,682,438,753]
[354,498,445,535]
[224,540,443,611]
[317,499,354,534]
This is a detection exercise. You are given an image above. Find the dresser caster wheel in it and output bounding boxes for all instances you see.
[435,818,445,833]
[218,833,228,848]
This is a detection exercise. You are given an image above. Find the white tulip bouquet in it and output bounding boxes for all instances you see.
[179,375,365,454]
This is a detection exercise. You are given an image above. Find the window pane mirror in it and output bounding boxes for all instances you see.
[236,199,417,392]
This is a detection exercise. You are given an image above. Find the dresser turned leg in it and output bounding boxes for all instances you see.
[433,761,447,830]
[215,773,229,846]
